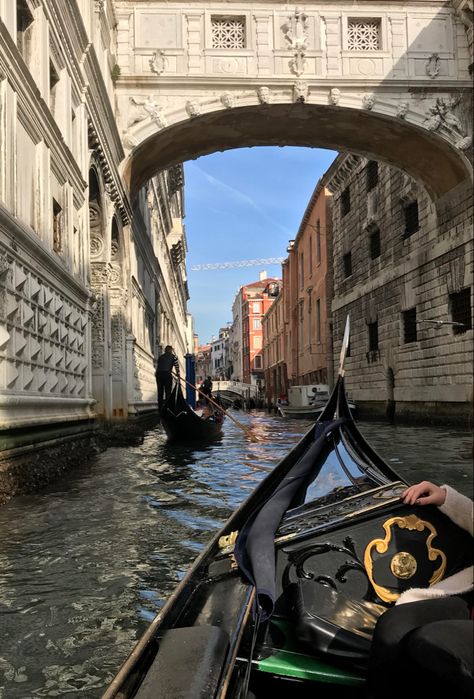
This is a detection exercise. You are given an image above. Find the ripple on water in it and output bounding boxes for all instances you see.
[0,413,471,697]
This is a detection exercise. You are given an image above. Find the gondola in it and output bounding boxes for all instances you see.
[104,350,471,699]
[160,382,224,442]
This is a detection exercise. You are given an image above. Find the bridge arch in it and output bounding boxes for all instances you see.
[122,100,472,202]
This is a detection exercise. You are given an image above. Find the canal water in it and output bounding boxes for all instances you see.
[0,413,471,698]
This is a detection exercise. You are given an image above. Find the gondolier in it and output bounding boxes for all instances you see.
[155,345,180,410]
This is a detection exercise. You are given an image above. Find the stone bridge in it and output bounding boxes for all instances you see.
[212,380,259,400]
[112,1,473,201]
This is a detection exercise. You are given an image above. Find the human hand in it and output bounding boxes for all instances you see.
[401,481,446,507]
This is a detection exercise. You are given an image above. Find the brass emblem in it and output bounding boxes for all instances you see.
[218,530,238,550]
[364,514,446,603]
[390,552,417,579]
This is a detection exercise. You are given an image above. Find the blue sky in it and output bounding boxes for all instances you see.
[184,146,337,343]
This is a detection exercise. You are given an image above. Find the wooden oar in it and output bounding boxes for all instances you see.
[173,373,260,442]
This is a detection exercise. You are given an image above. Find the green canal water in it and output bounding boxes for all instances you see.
[0,412,471,697]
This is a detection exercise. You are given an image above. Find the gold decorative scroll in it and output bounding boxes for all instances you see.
[364,514,447,603]
[218,530,239,550]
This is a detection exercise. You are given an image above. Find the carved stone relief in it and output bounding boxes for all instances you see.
[257,86,271,104]
[220,91,236,108]
[362,93,376,110]
[186,100,202,118]
[397,101,409,119]
[283,8,308,50]
[423,96,472,150]
[150,50,168,75]
[425,53,440,79]
[293,80,309,103]
[329,88,341,105]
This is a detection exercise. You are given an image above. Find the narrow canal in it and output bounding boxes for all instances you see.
[0,413,471,698]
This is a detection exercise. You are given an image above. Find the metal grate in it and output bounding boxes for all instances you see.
[403,200,419,237]
[343,251,352,278]
[369,228,381,259]
[211,16,246,49]
[348,19,381,51]
[366,160,379,191]
[403,307,417,343]
[450,288,472,334]
[368,320,379,351]
[341,187,351,217]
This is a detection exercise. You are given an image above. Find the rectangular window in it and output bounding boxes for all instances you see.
[252,302,261,313]
[348,18,382,51]
[53,199,62,253]
[309,235,313,276]
[316,219,321,262]
[308,292,312,341]
[252,318,261,330]
[299,252,304,289]
[254,335,262,349]
[369,228,381,259]
[343,251,352,278]
[211,16,246,48]
[254,355,262,369]
[341,187,351,217]
[368,321,378,351]
[316,298,321,343]
[366,160,379,191]
[403,200,419,237]
[403,307,417,343]
[450,288,472,334]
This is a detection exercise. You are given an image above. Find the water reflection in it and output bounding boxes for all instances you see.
[0,414,470,697]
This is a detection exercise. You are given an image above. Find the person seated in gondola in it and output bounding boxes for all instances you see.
[155,345,180,410]
[368,480,473,699]
[199,376,213,405]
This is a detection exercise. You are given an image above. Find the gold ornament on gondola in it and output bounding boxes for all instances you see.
[364,514,446,603]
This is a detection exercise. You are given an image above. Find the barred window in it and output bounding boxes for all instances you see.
[211,16,246,49]
[366,160,379,191]
[450,288,472,335]
[368,321,378,351]
[341,187,351,217]
[403,307,417,343]
[343,251,352,278]
[369,227,381,259]
[53,199,62,253]
[403,200,419,237]
[348,19,381,51]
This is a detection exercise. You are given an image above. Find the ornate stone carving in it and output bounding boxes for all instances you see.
[362,93,376,110]
[293,80,309,103]
[329,88,341,105]
[89,203,101,229]
[424,96,472,149]
[150,50,168,75]
[220,91,236,108]
[397,101,409,119]
[289,49,307,77]
[257,86,271,104]
[211,17,245,49]
[283,8,308,51]
[186,100,202,118]
[90,234,104,258]
[425,53,440,79]
[127,96,163,128]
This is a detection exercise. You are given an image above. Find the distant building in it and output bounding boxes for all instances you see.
[231,273,280,386]
[210,326,231,379]
[263,174,334,405]
[196,344,212,383]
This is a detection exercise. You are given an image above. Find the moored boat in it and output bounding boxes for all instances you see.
[103,373,471,699]
[160,383,224,442]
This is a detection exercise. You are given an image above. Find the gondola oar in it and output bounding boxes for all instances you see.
[173,372,261,442]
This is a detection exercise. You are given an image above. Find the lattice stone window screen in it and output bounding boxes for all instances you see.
[348,19,381,51]
[211,16,246,49]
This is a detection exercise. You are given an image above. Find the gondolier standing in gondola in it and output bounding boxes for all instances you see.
[155,345,180,410]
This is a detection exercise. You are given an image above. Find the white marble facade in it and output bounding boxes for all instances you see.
[0,0,190,433]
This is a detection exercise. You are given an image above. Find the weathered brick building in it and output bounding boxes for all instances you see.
[329,154,473,421]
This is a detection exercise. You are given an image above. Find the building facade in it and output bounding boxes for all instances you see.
[0,2,191,497]
[329,154,473,420]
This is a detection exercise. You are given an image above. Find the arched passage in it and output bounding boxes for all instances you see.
[123,104,472,202]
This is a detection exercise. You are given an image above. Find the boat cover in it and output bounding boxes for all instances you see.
[234,418,345,621]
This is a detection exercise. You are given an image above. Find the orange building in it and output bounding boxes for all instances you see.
[263,171,335,403]
[233,275,280,386]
